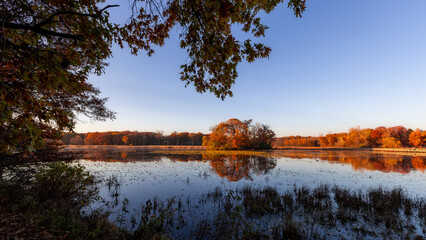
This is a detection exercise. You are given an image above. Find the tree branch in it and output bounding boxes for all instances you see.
[1,21,84,40]
[35,4,119,27]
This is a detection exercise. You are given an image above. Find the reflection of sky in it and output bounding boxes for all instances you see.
[80,156,426,203]
[78,151,426,236]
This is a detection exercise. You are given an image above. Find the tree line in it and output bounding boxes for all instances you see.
[62,131,205,146]
[66,125,426,148]
[274,136,320,147]
[274,126,426,148]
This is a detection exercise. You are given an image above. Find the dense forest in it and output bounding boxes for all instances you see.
[274,136,320,147]
[274,126,426,148]
[62,131,205,146]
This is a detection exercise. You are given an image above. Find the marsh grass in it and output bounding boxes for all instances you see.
[126,185,425,240]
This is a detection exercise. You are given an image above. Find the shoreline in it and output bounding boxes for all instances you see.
[64,145,426,156]
[275,146,426,152]
[65,145,206,150]
[274,146,426,156]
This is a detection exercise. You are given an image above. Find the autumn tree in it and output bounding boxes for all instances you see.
[326,134,338,147]
[250,122,276,149]
[384,126,411,147]
[1,0,306,159]
[122,135,129,145]
[409,129,426,148]
[345,127,373,148]
[319,136,329,147]
[275,135,320,147]
[203,118,275,150]
[381,137,402,148]
[369,126,387,147]
[1,0,116,158]
[203,119,251,150]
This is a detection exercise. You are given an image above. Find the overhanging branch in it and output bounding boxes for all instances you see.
[35,5,119,27]
[1,5,120,41]
[1,21,84,40]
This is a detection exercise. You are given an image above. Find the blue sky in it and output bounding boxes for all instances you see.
[75,0,426,137]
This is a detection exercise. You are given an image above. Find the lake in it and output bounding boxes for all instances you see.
[72,147,426,239]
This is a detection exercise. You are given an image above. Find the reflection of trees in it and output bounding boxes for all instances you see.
[78,149,163,162]
[208,155,276,181]
[168,153,277,182]
[275,151,426,174]
[412,157,425,172]
[75,148,425,177]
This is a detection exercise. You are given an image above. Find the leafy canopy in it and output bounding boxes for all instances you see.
[203,118,275,150]
[1,0,117,154]
[0,0,305,155]
[120,0,306,99]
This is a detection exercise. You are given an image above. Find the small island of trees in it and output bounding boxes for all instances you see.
[202,118,275,150]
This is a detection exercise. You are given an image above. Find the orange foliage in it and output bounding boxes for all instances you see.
[122,135,129,145]
[409,129,426,148]
[274,151,423,174]
[203,118,274,150]
[289,126,417,149]
[63,131,205,146]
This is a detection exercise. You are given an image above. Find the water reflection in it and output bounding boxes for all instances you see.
[275,151,426,174]
[78,149,277,182]
[76,148,163,162]
[74,148,426,181]
[164,153,277,181]
[75,148,426,236]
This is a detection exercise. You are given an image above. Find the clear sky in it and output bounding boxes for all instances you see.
[75,0,426,137]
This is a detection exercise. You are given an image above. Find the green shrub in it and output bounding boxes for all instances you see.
[32,162,99,211]
[0,162,126,239]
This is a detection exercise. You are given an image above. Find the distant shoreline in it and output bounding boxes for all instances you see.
[275,146,426,152]
[275,146,426,156]
[64,145,426,156]
[65,145,206,150]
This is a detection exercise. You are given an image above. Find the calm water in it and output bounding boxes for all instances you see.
[74,147,426,237]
